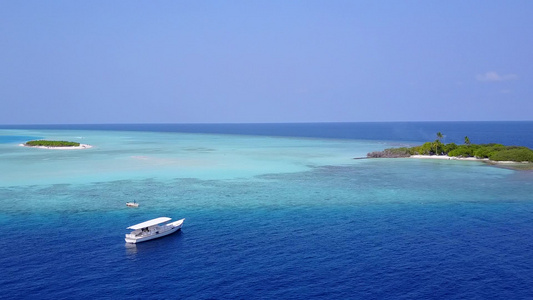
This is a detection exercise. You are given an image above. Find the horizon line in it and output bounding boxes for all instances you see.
[1,120,533,126]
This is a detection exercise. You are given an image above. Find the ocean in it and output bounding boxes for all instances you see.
[0,122,532,299]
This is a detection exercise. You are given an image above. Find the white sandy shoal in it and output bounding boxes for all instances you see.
[19,144,93,150]
[409,155,532,164]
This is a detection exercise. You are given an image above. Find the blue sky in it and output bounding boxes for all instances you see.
[1,1,532,124]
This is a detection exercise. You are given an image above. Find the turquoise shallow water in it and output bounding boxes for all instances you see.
[1,126,533,299]
[0,129,381,186]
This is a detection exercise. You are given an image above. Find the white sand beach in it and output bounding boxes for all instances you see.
[20,143,93,150]
[409,155,532,166]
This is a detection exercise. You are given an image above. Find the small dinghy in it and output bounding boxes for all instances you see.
[126,201,139,207]
[125,217,184,244]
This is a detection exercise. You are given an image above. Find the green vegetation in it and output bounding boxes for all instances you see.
[367,133,533,163]
[490,147,533,162]
[25,140,80,147]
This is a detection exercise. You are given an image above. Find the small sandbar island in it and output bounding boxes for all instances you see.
[366,132,533,170]
[21,140,92,150]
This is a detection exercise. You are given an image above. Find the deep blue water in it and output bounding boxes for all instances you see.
[1,122,532,299]
[2,170,533,299]
[2,121,533,147]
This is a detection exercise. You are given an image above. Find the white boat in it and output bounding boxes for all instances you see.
[126,201,139,207]
[125,217,184,244]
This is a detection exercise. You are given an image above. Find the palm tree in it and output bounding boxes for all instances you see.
[435,132,443,155]
[437,132,443,142]
[464,136,470,145]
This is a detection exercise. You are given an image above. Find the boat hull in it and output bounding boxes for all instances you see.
[125,219,184,244]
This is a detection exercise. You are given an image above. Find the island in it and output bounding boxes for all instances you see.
[366,133,533,170]
[22,140,92,150]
